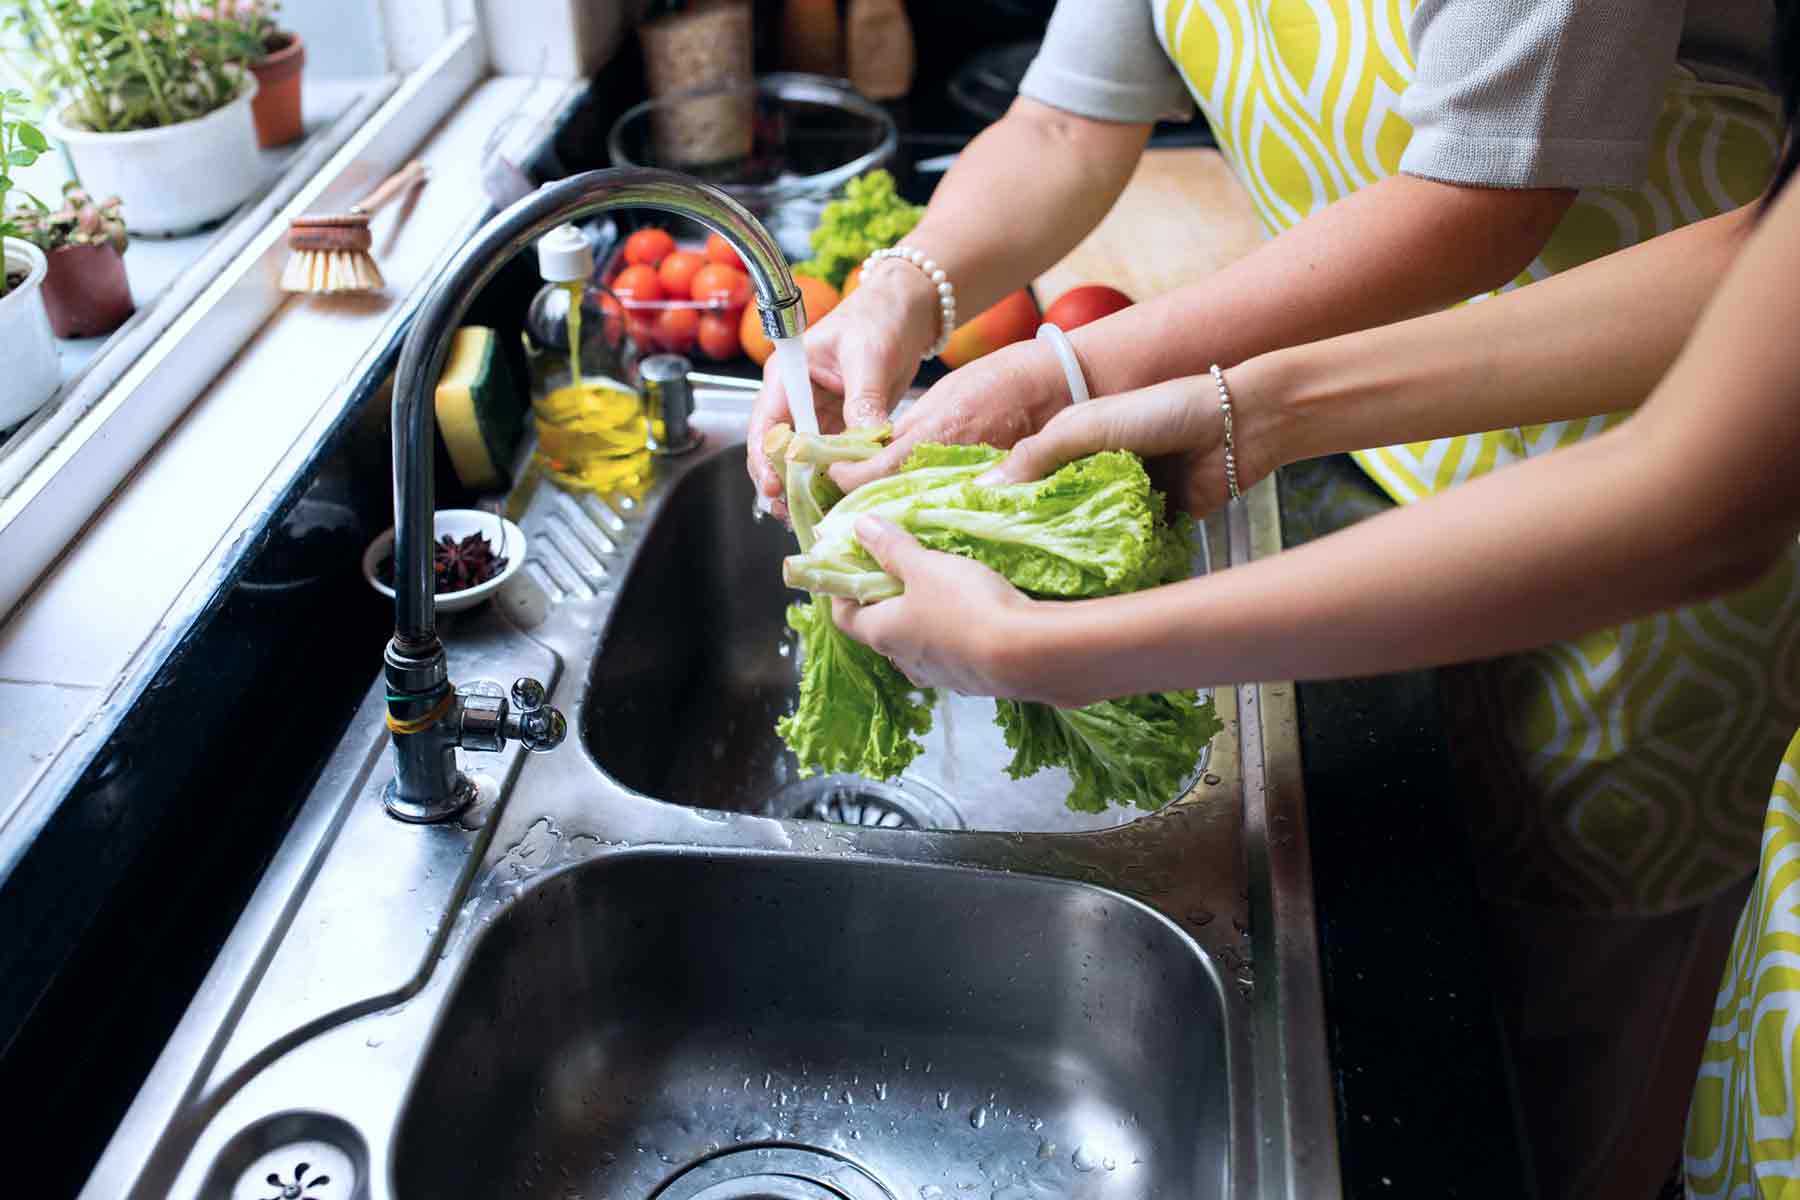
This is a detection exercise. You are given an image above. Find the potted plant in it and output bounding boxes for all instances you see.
[11,0,265,235]
[233,0,305,149]
[14,181,133,338]
[0,88,59,429]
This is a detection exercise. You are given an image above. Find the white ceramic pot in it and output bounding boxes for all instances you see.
[0,238,61,431]
[45,76,263,236]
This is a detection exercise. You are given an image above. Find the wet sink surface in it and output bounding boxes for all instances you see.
[393,851,1229,1200]
[582,451,1206,833]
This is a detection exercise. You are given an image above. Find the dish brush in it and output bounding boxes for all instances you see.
[281,159,428,294]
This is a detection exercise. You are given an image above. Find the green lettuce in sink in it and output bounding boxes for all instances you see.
[770,427,1221,812]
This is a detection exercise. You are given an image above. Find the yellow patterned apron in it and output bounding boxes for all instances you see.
[1158,0,1800,913]
[1685,732,1800,1196]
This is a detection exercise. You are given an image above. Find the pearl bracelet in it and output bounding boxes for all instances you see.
[1208,363,1242,502]
[863,245,957,358]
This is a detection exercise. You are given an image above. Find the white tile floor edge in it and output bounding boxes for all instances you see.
[0,74,580,831]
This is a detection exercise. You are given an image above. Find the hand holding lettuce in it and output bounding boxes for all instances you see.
[769,425,1220,812]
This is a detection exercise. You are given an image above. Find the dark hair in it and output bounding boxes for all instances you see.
[1776,1,1800,196]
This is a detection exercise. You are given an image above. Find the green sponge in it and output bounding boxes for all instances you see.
[435,326,524,492]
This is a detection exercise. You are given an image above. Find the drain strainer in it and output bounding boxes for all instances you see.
[654,1145,894,1200]
[199,1112,366,1200]
[768,775,964,830]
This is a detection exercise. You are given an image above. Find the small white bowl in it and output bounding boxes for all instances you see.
[363,509,527,614]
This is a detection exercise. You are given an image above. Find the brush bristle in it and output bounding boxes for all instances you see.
[281,248,385,294]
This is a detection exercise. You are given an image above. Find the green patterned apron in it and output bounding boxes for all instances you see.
[1158,0,1800,913]
[1686,732,1800,1195]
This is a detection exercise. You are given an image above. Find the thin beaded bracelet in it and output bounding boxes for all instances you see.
[1208,363,1242,502]
[863,245,957,358]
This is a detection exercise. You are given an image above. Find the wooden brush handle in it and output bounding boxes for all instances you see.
[352,159,429,216]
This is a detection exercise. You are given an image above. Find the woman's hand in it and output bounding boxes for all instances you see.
[831,517,1041,698]
[974,373,1274,514]
[827,338,1076,493]
[747,261,940,515]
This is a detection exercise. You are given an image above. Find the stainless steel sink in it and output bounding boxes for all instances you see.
[583,451,1209,833]
[394,851,1228,1199]
[82,404,1334,1200]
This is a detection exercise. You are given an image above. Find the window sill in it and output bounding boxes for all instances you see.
[0,64,582,844]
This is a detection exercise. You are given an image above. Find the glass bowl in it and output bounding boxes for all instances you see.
[608,73,899,260]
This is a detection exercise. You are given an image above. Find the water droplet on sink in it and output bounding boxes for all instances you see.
[1072,1146,1102,1173]
[920,1188,945,1200]
[365,1036,383,1047]
[1103,1157,1117,1171]
[969,1106,988,1130]
[937,1090,950,1111]
[876,1081,889,1101]
[842,1089,856,1106]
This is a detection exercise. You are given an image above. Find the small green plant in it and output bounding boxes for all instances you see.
[13,179,126,254]
[6,0,267,134]
[0,86,48,299]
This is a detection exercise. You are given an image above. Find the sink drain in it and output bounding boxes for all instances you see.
[767,776,963,830]
[197,1113,367,1200]
[654,1145,894,1200]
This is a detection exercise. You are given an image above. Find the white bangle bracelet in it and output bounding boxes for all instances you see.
[1208,363,1242,502]
[1036,323,1089,405]
[863,244,957,358]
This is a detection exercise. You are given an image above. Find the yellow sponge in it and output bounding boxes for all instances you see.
[435,326,524,492]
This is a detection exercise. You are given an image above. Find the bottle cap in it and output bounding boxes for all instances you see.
[537,223,594,283]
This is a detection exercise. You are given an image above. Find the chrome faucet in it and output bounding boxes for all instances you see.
[383,168,808,822]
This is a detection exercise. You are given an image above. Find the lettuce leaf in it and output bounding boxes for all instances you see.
[996,691,1224,814]
[777,595,935,779]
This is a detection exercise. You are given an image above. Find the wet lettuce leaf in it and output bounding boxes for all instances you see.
[776,595,934,780]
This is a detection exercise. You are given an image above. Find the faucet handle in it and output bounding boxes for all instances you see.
[505,677,567,753]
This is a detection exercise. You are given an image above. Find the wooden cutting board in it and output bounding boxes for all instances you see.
[1034,147,1267,303]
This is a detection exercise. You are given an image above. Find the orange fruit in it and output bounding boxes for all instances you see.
[740,275,841,366]
[698,312,741,360]
[657,250,706,300]
[623,227,675,267]
[794,274,840,322]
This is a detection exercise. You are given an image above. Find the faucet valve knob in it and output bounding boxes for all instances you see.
[504,676,566,753]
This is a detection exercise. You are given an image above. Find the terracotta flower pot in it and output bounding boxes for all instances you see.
[248,32,306,149]
[40,242,135,339]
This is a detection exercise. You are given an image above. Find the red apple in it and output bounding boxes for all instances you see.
[1043,284,1133,332]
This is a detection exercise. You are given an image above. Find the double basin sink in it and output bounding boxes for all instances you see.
[84,405,1333,1199]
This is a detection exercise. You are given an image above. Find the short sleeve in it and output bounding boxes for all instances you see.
[1018,0,1195,125]
[1398,0,1687,190]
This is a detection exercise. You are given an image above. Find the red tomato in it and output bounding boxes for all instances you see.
[704,233,743,269]
[1043,284,1133,332]
[611,264,664,305]
[691,263,751,313]
[626,314,659,353]
[654,306,700,354]
[623,227,675,267]
[657,250,706,300]
[697,312,741,360]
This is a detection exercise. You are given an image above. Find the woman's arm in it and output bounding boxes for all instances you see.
[746,96,1150,504]
[837,188,1800,707]
[976,205,1759,513]
[831,173,1577,491]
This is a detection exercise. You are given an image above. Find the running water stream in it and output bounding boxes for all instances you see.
[772,335,818,435]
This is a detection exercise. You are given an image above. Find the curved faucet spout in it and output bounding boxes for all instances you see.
[383,168,806,821]
[392,168,805,647]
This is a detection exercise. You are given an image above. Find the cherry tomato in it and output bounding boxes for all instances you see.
[657,250,706,300]
[654,306,700,354]
[697,312,741,360]
[611,264,664,305]
[1042,284,1134,332]
[704,233,743,269]
[691,263,751,313]
[626,314,659,353]
[623,227,675,267]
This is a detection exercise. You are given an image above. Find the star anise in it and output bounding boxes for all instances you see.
[377,531,508,594]
[433,532,507,593]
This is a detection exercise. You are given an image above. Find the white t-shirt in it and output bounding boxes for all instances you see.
[1017,0,1777,190]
